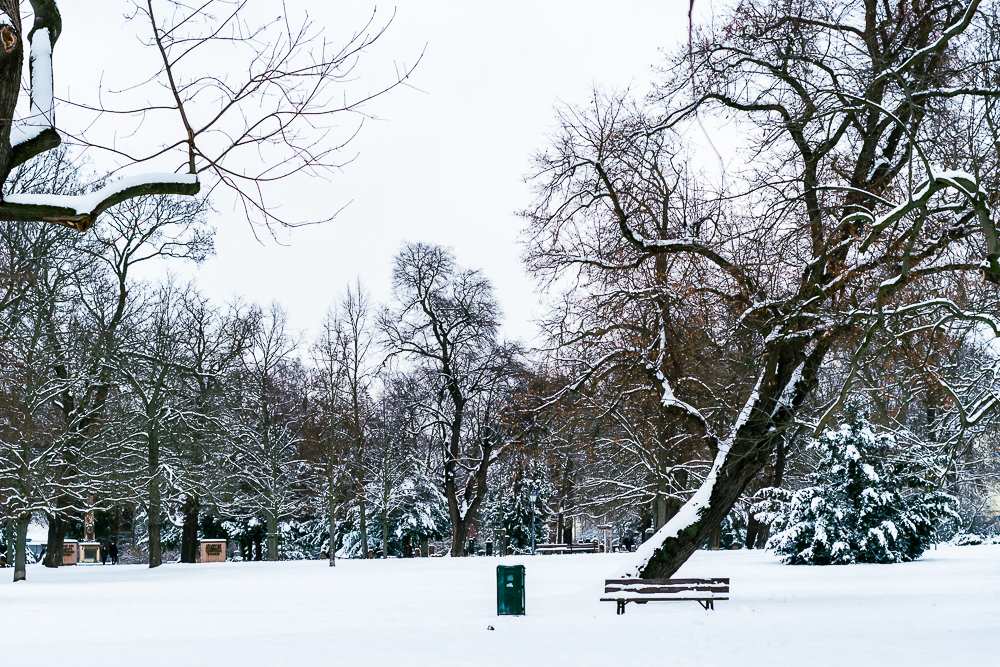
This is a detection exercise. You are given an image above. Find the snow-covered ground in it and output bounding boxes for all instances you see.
[2,545,998,665]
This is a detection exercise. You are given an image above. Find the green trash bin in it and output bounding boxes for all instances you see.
[497,565,525,615]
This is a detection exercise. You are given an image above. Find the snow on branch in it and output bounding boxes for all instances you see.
[858,169,1000,282]
[2,172,199,231]
[8,1,62,169]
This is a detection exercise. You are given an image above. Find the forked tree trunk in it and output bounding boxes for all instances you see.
[12,514,28,582]
[180,495,199,563]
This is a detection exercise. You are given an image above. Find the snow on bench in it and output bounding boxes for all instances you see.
[601,578,729,614]
[535,543,599,554]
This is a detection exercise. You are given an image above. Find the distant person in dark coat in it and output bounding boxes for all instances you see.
[109,541,119,565]
[101,544,109,565]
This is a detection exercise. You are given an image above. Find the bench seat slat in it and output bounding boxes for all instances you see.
[605,578,729,585]
[602,577,729,614]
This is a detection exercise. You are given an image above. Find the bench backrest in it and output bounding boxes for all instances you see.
[604,578,729,596]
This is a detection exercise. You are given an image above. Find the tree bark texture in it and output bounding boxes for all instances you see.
[266,513,278,561]
[381,509,389,558]
[327,492,336,567]
[180,495,199,563]
[358,497,369,559]
[5,518,12,565]
[636,340,824,579]
[43,513,65,568]
[13,514,28,581]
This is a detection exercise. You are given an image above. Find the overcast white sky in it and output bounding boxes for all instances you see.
[53,1,694,345]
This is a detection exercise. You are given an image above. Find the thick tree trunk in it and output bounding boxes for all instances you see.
[13,514,28,582]
[653,494,667,531]
[450,520,470,557]
[253,537,262,561]
[420,535,428,558]
[0,0,24,182]
[43,513,66,568]
[265,513,278,561]
[745,515,763,549]
[626,343,822,579]
[402,534,412,558]
[180,495,199,563]
[707,524,721,551]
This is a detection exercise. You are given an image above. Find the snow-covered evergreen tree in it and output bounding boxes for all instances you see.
[481,465,552,551]
[762,416,955,565]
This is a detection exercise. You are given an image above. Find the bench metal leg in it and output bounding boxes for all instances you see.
[697,600,714,611]
[617,600,626,615]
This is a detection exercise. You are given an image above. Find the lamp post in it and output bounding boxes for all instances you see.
[529,491,538,555]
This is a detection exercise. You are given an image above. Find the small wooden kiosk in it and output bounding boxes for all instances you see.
[199,539,227,563]
[79,541,101,563]
[62,540,78,565]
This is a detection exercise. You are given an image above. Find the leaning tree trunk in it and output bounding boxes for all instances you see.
[180,495,199,563]
[12,514,28,581]
[622,342,821,580]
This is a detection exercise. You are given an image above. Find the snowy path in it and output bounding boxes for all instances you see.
[2,546,998,665]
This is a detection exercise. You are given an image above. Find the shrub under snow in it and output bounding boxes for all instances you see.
[760,418,955,565]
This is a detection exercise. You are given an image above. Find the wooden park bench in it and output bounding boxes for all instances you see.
[536,543,600,555]
[601,578,729,614]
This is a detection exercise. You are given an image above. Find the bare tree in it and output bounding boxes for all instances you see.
[381,243,522,556]
[524,0,1000,578]
[231,303,310,561]
[0,1,415,230]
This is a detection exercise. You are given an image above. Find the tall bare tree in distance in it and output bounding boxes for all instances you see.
[381,243,523,556]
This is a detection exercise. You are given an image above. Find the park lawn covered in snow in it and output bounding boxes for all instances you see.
[2,546,998,666]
